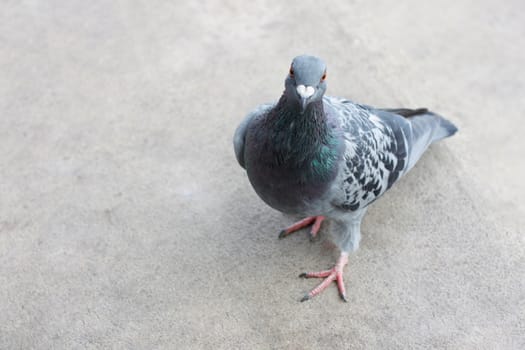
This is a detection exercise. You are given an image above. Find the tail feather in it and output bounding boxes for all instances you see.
[434,113,458,140]
[400,109,458,171]
[415,110,458,142]
[382,108,429,118]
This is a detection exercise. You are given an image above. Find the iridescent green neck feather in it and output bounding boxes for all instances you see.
[263,95,340,183]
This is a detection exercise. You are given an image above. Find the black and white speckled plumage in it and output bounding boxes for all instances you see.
[324,97,414,212]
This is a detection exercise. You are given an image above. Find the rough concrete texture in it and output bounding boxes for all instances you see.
[1,1,524,349]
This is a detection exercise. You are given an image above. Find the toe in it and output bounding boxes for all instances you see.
[309,232,320,242]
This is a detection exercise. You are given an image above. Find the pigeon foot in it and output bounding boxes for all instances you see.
[299,253,348,302]
[278,215,325,241]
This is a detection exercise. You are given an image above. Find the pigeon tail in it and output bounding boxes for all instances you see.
[433,112,458,141]
[402,110,458,171]
[412,110,458,142]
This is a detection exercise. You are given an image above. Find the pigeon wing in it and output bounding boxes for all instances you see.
[233,103,273,169]
[325,97,413,211]
[325,97,457,212]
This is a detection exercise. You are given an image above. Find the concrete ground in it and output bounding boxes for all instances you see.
[1,1,524,349]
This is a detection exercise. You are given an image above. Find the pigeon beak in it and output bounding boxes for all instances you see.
[296,85,315,113]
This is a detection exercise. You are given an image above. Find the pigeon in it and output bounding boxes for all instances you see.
[233,55,457,302]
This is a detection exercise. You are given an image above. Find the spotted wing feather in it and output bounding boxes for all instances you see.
[324,97,412,211]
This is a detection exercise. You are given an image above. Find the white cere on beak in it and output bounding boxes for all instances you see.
[296,85,315,99]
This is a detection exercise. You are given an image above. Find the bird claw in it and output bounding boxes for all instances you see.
[309,231,320,242]
[278,216,325,240]
[300,254,349,302]
[300,294,311,302]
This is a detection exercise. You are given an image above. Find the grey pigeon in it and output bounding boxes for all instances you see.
[234,55,457,302]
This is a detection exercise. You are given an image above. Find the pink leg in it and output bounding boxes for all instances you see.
[278,216,325,241]
[300,253,349,302]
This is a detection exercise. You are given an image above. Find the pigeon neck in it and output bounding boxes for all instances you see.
[269,95,340,182]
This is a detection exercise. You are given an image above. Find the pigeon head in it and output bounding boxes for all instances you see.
[285,55,327,114]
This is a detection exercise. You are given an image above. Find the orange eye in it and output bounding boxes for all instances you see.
[289,67,294,77]
[321,72,327,82]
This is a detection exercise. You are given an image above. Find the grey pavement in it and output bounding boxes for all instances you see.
[1,1,524,349]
